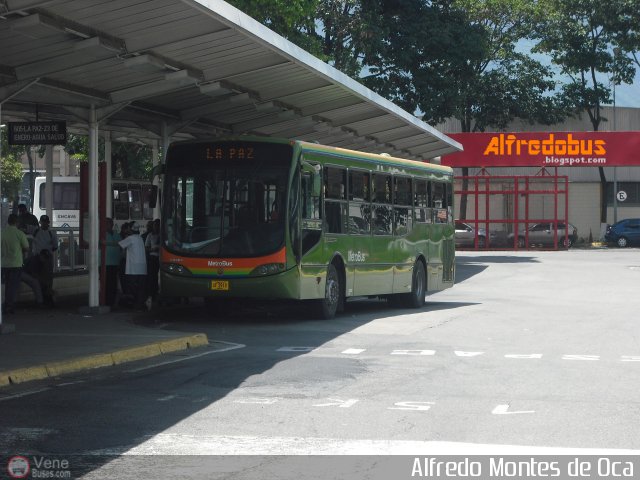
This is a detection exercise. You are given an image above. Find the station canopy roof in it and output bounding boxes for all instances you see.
[0,0,461,161]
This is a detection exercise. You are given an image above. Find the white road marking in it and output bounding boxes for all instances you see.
[312,398,359,408]
[277,347,314,352]
[234,398,280,405]
[126,341,245,373]
[388,401,434,411]
[454,351,485,357]
[505,354,543,359]
[562,355,600,361]
[157,395,177,402]
[56,380,86,387]
[492,404,535,415]
[391,349,435,356]
[118,433,640,455]
[342,348,366,354]
[621,356,640,362]
[0,388,51,402]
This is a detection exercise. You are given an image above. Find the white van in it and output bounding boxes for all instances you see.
[32,176,80,229]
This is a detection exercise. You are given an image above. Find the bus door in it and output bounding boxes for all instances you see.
[430,179,455,287]
[391,176,414,293]
[361,172,394,295]
[322,166,357,295]
[296,166,323,299]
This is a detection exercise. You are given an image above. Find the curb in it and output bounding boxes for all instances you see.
[0,333,209,387]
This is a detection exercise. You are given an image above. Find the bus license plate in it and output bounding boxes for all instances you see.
[210,280,229,291]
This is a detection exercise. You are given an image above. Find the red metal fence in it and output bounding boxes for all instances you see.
[455,168,571,250]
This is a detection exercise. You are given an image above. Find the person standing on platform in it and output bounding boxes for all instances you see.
[118,222,147,310]
[102,217,121,307]
[1,214,29,314]
[144,218,161,308]
[16,204,39,236]
[31,215,58,307]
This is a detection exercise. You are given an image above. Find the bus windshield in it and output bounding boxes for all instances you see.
[164,164,289,257]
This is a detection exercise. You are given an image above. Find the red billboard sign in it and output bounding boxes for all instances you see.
[442,131,640,167]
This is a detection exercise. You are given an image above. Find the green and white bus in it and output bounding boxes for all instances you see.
[159,137,455,318]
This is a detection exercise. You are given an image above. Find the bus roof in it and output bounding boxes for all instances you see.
[167,136,453,175]
[297,140,453,175]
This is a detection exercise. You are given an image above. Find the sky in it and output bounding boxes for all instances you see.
[603,80,639,108]
[517,39,640,108]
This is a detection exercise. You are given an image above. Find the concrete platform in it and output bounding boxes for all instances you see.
[0,296,209,388]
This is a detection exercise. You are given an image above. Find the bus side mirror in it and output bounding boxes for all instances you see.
[149,185,159,209]
[300,161,321,196]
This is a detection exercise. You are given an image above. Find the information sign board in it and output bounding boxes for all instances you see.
[7,121,67,145]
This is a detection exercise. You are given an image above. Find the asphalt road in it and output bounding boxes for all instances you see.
[1,249,639,478]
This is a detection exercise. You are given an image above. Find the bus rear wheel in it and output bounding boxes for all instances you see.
[406,260,426,308]
[315,263,341,319]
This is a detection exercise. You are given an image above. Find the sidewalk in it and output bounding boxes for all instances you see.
[0,296,209,388]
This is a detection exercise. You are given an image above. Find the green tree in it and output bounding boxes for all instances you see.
[1,127,30,207]
[361,0,566,220]
[532,0,636,224]
[112,142,153,179]
[0,154,24,204]
[227,0,375,77]
[64,134,151,179]
[225,0,323,57]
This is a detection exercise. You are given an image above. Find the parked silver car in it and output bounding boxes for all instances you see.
[508,222,577,248]
[455,221,493,248]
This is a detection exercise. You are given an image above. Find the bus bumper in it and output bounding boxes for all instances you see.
[160,266,301,299]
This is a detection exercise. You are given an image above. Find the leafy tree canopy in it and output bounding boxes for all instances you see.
[532,0,636,131]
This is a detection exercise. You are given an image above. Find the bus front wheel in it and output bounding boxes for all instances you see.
[315,264,340,319]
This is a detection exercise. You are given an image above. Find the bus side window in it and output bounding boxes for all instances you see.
[128,184,143,220]
[432,181,447,223]
[348,170,370,235]
[394,176,412,236]
[372,174,392,235]
[414,179,432,224]
[324,167,347,234]
[445,181,453,223]
[113,184,129,220]
[142,184,154,220]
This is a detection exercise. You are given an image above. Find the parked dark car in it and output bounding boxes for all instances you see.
[508,222,578,248]
[605,218,640,247]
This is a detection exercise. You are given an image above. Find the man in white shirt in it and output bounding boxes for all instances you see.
[118,222,147,310]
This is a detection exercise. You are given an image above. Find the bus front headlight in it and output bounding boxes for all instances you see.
[250,263,285,276]
[163,263,191,275]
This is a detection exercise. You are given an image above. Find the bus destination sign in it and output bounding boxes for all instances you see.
[8,121,67,145]
[206,145,255,161]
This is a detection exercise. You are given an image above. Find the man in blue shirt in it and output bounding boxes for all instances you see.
[102,218,121,307]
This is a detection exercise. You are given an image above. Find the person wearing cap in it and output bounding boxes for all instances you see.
[118,221,147,310]
[31,215,58,307]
